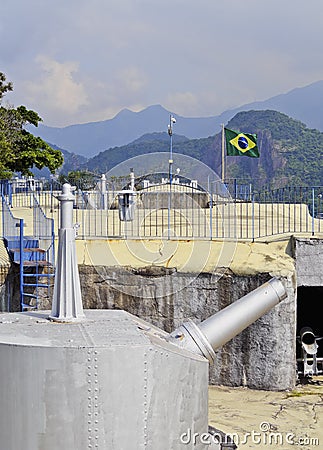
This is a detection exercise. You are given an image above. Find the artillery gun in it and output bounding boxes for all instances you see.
[297,326,323,377]
[0,184,288,450]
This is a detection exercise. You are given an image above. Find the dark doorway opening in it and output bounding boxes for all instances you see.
[297,286,323,375]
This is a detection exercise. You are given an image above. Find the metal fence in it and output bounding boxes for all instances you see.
[32,195,55,265]
[1,180,323,241]
[1,193,55,311]
[1,192,55,258]
[1,195,21,240]
[66,184,323,240]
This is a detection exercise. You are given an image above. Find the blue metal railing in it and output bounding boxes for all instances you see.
[1,193,55,311]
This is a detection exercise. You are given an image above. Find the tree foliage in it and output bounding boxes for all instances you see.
[0,72,13,100]
[58,170,98,190]
[83,132,211,174]
[0,72,63,179]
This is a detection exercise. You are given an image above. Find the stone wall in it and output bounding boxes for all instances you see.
[0,265,20,312]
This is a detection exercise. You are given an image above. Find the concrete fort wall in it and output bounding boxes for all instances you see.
[292,237,323,287]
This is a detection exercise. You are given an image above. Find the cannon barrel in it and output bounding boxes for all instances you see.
[300,327,317,347]
[168,277,287,363]
[299,326,319,376]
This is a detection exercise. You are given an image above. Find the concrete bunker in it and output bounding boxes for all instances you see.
[293,237,323,377]
[296,286,323,376]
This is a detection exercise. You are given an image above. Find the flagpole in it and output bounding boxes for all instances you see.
[221,123,225,182]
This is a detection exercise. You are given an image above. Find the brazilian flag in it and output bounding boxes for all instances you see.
[225,127,259,158]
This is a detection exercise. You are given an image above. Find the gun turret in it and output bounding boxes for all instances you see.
[0,184,291,449]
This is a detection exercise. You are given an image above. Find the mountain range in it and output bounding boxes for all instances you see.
[31,80,323,158]
[77,109,323,189]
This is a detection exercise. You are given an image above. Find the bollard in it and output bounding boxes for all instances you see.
[100,174,108,209]
[49,183,85,322]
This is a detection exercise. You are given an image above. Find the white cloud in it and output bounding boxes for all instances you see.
[115,66,148,95]
[23,56,88,122]
[166,92,198,116]
[2,0,323,126]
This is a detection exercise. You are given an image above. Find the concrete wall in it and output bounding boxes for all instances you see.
[139,191,209,209]
[292,237,323,286]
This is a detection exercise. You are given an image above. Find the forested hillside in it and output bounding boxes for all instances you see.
[67,110,323,188]
[225,110,323,187]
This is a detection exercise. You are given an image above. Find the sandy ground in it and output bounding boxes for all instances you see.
[208,377,323,450]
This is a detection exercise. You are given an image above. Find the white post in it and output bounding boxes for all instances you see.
[130,168,135,191]
[221,123,225,182]
[100,174,107,209]
[49,183,85,322]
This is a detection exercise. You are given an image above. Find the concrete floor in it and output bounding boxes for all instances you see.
[208,376,323,449]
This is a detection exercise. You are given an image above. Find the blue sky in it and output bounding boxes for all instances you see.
[1,0,323,127]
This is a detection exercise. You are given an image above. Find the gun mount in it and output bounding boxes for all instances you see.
[0,184,289,450]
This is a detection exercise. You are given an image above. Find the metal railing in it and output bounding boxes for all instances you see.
[2,180,323,241]
[1,193,55,311]
[1,194,21,241]
[32,194,55,266]
[69,184,323,241]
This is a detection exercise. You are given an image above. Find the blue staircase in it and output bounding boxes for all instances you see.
[2,195,55,311]
[5,235,54,310]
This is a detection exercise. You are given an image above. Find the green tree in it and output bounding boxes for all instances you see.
[0,72,63,179]
[0,72,13,100]
[58,170,97,190]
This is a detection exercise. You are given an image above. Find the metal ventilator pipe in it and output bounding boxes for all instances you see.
[168,277,287,363]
